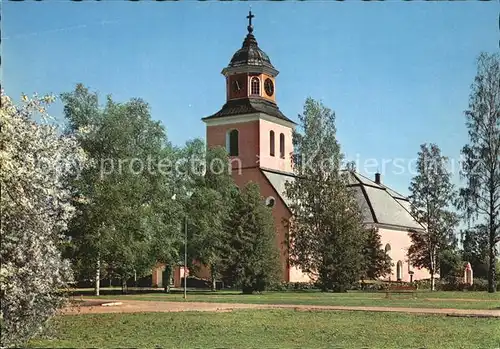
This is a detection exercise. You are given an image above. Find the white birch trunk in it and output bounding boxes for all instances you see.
[95,253,100,296]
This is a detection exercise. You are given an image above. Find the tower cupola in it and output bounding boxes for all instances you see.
[226,11,276,72]
[203,11,294,125]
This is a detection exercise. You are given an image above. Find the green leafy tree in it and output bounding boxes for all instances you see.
[185,144,238,291]
[458,52,500,293]
[224,182,281,294]
[0,92,86,347]
[285,98,368,292]
[362,227,392,281]
[461,225,490,279]
[408,143,460,291]
[439,248,463,282]
[61,84,182,295]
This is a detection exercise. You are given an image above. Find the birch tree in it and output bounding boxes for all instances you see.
[408,143,459,291]
[459,52,500,293]
[61,84,182,295]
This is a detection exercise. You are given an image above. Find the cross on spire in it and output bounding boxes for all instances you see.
[247,10,254,33]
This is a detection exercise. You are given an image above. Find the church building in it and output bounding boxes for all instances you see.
[152,12,433,288]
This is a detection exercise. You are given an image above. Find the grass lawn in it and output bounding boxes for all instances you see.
[77,289,500,310]
[31,310,500,349]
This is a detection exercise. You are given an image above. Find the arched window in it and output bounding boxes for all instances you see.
[396,261,403,281]
[226,129,239,156]
[279,133,285,158]
[250,77,260,96]
[385,244,391,253]
[270,131,275,157]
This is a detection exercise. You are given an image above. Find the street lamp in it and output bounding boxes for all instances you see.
[183,213,188,299]
[173,191,192,300]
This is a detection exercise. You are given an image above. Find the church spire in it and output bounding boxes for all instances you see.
[247,10,254,34]
[221,9,279,76]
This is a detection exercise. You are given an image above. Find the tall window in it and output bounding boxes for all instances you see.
[270,131,275,157]
[226,129,239,156]
[396,261,403,281]
[279,133,285,158]
[385,244,391,253]
[251,77,260,96]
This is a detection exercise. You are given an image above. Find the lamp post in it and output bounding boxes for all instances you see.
[184,214,187,300]
[172,191,192,300]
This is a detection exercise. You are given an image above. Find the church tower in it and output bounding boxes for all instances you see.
[202,10,296,174]
[202,11,297,282]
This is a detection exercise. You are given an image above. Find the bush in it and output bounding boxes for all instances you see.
[270,282,317,292]
[414,277,499,291]
[460,278,499,292]
[414,279,434,290]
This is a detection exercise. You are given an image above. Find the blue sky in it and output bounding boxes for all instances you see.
[2,1,498,196]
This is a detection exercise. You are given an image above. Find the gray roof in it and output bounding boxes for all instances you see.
[261,168,295,209]
[260,168,425,231]
[202,97,294,124]
[228,33,275,70]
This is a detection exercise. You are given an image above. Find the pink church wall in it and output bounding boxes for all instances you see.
[205,118,293,282]
[258,119,293,172]
[289,265,314,283]
[378,227,434,282]
[206,121,260,170]
[288,227,434,284]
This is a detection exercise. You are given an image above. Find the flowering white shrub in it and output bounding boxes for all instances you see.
[0,91,86,347]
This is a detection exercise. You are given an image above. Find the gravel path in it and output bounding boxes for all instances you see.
[61,299,500,318]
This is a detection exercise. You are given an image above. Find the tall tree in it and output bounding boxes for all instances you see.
[361,227,392,282]
[61,84,182,295]
[408,143,460,291]
[224,182,282,294]
[284,98,369,292]
[185,144,238,291]
[0,92,85,347]
[459,52,500,293]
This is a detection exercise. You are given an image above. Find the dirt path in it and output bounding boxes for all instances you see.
[424,297,496,302]
[61,299,500,318]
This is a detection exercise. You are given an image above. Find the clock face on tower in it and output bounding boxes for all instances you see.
[264,78,274,97]
[232,80,242,92]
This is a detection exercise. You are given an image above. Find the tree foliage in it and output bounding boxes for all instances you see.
[408,143,459,291]
[439,248,464,281]
[61,84,183,294]
[223,182,282,294]
[285,98,378,292]
[458,52,500,293]
[185,144,238,290]
[0,92,85,347]
[362,227,392,281]
[461,225,490,279]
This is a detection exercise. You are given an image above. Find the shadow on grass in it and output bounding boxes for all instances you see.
[69,288,248,297]
[68,288,325,297]
[69,288,167,297]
